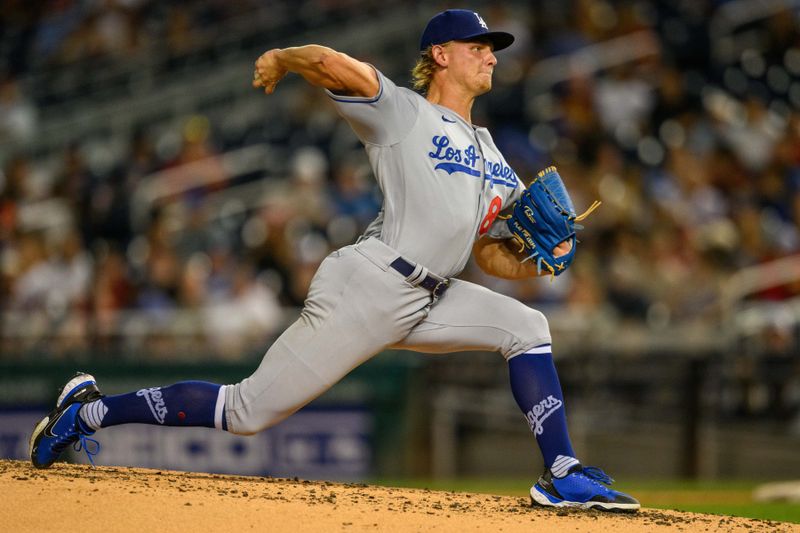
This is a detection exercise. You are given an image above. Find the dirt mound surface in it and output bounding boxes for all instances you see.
[2,459,796,532]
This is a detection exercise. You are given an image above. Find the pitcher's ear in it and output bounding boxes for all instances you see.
[431,44,449,67]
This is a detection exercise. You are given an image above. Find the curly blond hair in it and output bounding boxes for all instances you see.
[411,43,449,94]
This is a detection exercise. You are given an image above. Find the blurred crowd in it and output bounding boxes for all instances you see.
[2,0,800,366]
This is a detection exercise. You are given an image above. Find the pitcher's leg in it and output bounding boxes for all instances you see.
[392,280,575,464]
[30,374,230,468]
[223,318,368,435]
[508,348,576,471]
[392,279,550,358]
[394,279,638,510]
[225,249,431,435]
[31,248,430,470]
[80,381,227,431]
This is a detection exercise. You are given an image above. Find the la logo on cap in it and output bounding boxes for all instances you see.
[474,12,488,30]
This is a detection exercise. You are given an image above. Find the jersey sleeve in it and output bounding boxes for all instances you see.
[505,182,523,205]
[486,213,514,239]
[325,68,419,146]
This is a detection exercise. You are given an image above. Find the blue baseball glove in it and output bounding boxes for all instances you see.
[506,166,600,277]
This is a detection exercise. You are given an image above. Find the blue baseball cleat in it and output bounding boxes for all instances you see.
[29,373,103,469]
[530,463,640,512]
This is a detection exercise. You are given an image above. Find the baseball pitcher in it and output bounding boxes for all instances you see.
[30,9,639,512]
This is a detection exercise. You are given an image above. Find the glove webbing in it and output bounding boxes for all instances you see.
[535,166,602,222]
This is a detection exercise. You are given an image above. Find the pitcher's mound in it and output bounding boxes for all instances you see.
[1,459,795,532]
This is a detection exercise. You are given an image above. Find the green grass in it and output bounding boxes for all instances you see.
[657,502,800,524]
[372,477,800,524]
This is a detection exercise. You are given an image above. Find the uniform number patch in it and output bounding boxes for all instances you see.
[478,196,503,235]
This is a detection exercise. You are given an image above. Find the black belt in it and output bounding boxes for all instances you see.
[389,257,450,298]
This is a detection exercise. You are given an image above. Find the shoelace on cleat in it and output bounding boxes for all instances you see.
[580,466,614,486]
[51,430,78,456]
[74,435,101,467]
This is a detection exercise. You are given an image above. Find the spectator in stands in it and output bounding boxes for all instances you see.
[0,77,37,144]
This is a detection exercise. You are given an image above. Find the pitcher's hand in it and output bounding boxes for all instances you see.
[252,49,288,94]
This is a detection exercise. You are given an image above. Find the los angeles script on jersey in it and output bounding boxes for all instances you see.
[428,135,519,188]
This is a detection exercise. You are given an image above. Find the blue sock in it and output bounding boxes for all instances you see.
[79,381,228,430]
[508,347,576,469]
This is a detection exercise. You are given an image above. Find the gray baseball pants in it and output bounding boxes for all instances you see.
[224,237,551,435]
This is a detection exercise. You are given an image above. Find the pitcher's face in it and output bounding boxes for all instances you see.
[440,40,497,95]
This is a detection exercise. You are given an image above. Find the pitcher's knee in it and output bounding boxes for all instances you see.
[223,380,291,435]
[225,410,263,435]
[226,421,258,436]
[502,307,551,359]
[225,405,290,435]
[226,416,269,436]
[527,308,550,337]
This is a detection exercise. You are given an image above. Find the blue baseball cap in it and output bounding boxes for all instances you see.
[420,9,515,51]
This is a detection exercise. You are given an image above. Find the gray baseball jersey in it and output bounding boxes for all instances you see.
[326,69,522,277]
[223,69,550,435]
